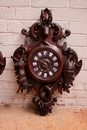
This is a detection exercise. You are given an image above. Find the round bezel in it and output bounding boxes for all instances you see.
[27,45,63,83]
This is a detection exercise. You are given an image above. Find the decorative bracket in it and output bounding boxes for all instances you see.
[11,8,82,116]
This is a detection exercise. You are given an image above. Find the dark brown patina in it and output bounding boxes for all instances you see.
[11,8,82,116]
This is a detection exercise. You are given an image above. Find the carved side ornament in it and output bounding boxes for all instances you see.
[0,52,6,75]
[11,8,82,116]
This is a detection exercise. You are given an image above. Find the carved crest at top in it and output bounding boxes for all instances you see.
[21,8,71,42]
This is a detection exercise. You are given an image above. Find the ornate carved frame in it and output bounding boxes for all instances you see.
[11,8,82,116]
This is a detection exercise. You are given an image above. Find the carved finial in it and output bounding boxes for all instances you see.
[40,8,52,26]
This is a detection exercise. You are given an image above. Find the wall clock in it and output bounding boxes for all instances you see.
[11,8,82,116]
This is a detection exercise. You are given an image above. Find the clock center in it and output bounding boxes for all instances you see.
[39,58,51,71]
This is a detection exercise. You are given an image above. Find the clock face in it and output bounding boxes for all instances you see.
[27,45,62,83]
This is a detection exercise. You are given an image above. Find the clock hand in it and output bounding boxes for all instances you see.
[46,65,51,71]
[38,59,52,71]
[38,59,48,67]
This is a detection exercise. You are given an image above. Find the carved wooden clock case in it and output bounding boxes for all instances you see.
[11,8,82,116]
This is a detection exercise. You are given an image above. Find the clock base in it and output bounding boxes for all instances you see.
[32,95,57,116]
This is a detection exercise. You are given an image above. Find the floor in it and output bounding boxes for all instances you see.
[0,105,87,130]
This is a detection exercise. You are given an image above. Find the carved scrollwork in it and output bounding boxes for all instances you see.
[59,42,82,93]
[11,8,82,116]
[11,42,34,93]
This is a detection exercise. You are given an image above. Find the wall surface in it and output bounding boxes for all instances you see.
[0,0,87,107]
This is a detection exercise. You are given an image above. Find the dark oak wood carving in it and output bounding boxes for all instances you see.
[0,52,6,75]
[11,8,82,116]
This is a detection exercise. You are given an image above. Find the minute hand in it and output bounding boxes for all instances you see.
[38,59,47,66]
